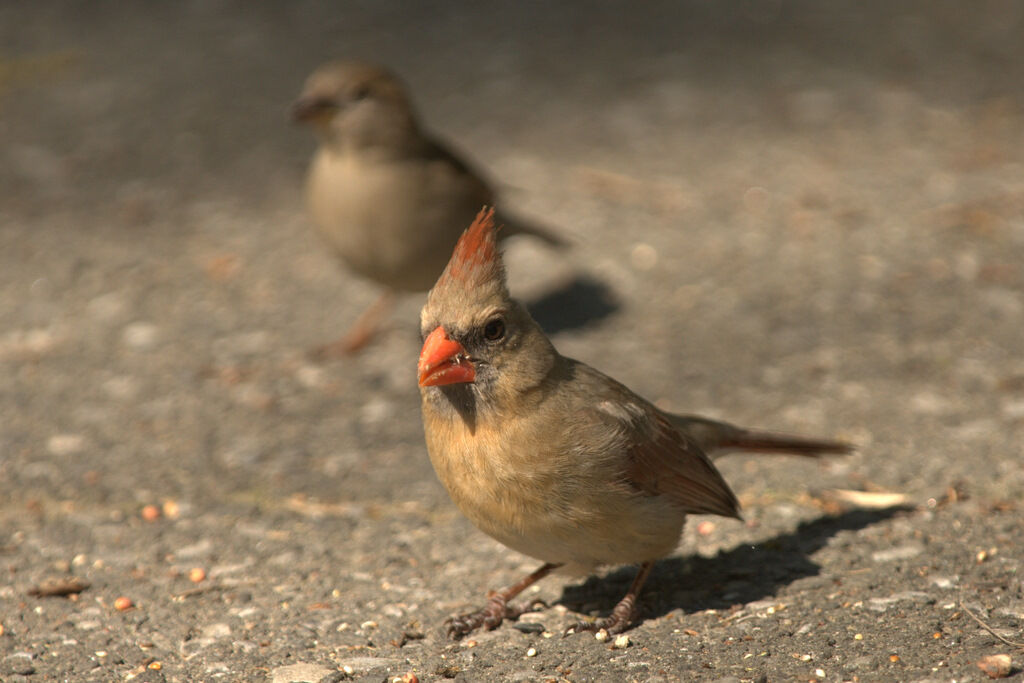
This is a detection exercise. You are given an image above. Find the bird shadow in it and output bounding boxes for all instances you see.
[557,507,906,624]
[524,274,619,335]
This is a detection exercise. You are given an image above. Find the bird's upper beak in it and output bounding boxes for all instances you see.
[418,327,476,387]
[291,95,338,126]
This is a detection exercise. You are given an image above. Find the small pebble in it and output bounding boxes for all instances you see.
[47,434,85,456]
[202,622,231,639]
[360,398,393,424]
[526,647,537,657]
[612,634,630,649]
[141,505,161,522]
[1,327,58,356]
[870,544,923,562]
[630,243,658,270]
[594,629,609,642]
[188,567,206,583]
[295,364,325,389]
[122,322,159,349]
[102,375,139,400]
[977,654,1013,679]
[162,500,181,519]
[113,596,134,611]
[87,292,126,321]
[270,663,334,683]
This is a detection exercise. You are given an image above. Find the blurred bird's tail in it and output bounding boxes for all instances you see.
[670,415,853,459]
[499,212,570,250]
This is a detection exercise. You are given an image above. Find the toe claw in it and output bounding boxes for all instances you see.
[564,621,592,637]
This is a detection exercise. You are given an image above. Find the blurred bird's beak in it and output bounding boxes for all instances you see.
[418,327,476,387]
[291,96,338,125]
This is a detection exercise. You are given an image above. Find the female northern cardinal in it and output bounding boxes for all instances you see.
[417,208,851,637]
[292,61,564,356]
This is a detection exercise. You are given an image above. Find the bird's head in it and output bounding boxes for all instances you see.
[418,208,557,415]
[292,61,419,151]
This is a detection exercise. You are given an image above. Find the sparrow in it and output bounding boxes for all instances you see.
[292,61,564,356]
[417,208,851,637]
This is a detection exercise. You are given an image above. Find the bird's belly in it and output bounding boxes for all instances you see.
[307,154,478,291]
[463,490,687,572]
[423,411,686,570]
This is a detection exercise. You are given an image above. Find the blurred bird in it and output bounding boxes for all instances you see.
[417,208,851,637]
[293,61,565,356]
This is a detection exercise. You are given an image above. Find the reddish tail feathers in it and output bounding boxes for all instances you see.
[716,430,852,457]
[671,415,852,459]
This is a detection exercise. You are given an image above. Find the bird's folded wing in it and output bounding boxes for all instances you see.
[420,137,494,203]
[571,366,741,520]
[621,409,741,519]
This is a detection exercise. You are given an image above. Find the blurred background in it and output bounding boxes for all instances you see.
[2,2,1024,679]
[2,0,1023,551]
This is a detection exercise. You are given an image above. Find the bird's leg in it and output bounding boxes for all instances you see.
[566,561,653,636]
[446,562,560,639]
[310,291,395,359]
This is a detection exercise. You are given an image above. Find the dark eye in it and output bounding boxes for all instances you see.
[483,317,505,342]
[351,84,370,100]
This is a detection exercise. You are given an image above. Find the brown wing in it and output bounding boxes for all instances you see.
[624,409,741,519]
[420,136,495,206]
[570,361,741,520]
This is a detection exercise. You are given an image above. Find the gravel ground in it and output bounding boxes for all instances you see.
[2,2,1023,681]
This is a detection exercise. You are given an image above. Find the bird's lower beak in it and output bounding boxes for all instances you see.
[291,96,338,126]
[418,327,476,387]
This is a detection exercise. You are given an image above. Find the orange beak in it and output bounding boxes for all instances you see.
[418,327,476,387]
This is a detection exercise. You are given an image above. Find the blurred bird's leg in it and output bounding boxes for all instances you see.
[310,291,395,359]
[566,561,653,636]
[445,562,561,639]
